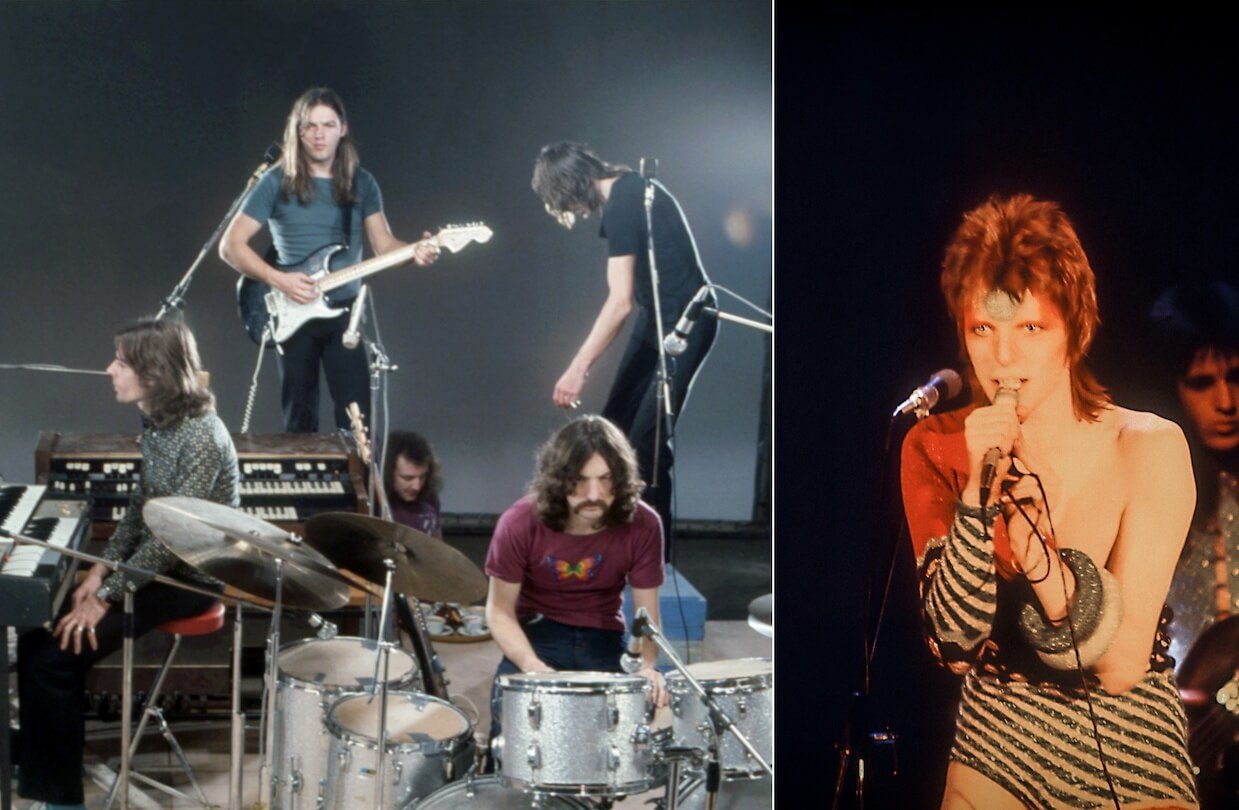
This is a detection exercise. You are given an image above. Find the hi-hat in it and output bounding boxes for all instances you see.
[304,513,488,604]
[144,496,351,610]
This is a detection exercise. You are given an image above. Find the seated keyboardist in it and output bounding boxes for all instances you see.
[15,319,238,810]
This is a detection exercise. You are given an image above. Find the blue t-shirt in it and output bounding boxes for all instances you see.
[241,166,383,300]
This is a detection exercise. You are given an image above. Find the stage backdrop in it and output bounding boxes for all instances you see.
[0,1,772,521]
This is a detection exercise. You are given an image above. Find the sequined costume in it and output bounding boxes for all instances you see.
[1165,471,1239,666]
[902,408,1198,808]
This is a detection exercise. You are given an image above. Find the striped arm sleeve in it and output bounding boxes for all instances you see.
[918,506,998,671]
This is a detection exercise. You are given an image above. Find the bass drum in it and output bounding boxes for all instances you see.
[676,774,773,810]
[411,775,591,808]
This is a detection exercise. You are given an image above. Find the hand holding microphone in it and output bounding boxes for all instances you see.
[966,380,1022,508]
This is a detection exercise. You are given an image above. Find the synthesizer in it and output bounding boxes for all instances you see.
[35,432,369,539]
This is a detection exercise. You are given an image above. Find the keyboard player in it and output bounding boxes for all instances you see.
[15,319,238,810]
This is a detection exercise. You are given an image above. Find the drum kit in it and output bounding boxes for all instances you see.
[5,494,773,809]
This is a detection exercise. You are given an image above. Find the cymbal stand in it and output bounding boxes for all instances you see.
[631,612,771,810]
[368,559,397,810]
[230,600,245,810]
[119,585,136,810]
[0,527,270,810]
[258,558,286,809]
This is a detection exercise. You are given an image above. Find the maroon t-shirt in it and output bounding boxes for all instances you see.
[484,496,665,632]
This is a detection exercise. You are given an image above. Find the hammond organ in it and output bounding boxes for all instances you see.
[35,432,369,540]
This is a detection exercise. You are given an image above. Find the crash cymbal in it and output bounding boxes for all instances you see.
[144,496,351,611]
[304,512,488,604]
[747,592,773,638]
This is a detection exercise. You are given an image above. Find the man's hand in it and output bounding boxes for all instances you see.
[553,364,588,409]
[413,231,440,267]
[54,592,110,655]
[639,667,668,707]
[522,658,555,674]
[273,271,320,304]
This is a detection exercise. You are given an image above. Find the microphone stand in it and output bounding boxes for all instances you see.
[830,400,922,809]
[631,611,771,810]
[639,158,676,510]
[155,145,281,320]
[361,293,397,639]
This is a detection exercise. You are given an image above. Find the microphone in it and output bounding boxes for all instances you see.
[342,283,369,349]
[248,142,282,187]
[978,382,1021,507]
[307,613,338,640]
[663,286,713,356]
[621,606,652,673]
[892,369,963,418]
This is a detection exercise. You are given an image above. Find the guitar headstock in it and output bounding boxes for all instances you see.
[346,402,372,466]
[435,223,493,254]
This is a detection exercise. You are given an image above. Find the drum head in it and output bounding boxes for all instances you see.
[279,637,417,688]
[331,691,469,746]
[670,658,772,689]
[413,776,590,808]
[499,671,646,693]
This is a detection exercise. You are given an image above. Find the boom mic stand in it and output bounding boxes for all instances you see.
[155,144,281,320]
[639,158,676,514]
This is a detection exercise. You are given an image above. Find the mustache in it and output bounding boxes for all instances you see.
[573,500,609,513]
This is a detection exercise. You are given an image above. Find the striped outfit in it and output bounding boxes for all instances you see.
[901,410,1198,809]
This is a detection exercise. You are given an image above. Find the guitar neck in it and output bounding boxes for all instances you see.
[317,237,430,293]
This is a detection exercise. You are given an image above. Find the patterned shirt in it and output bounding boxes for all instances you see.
[97,412,239,602]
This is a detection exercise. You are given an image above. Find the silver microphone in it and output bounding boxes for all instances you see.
[621,606,651,673]
[978,381,1021,506]
[893,369,963,418]
[342,284,369,349]
[662,286,713,356]
[307,613,338,640]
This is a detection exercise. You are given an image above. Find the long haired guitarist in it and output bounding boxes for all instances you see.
[220,87,439,433]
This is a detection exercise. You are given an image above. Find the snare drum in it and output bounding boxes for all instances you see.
[494,671,666,797]
[273,638,418,809]
[666,658,772,776]
[411,775,591,808]
[322,690,475,809]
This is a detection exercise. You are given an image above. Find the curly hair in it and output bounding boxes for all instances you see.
[114,319,214,430]
[940,194,1110,420]
[383,430,443,503]
[531,142,629,228]
[529,415,644,532]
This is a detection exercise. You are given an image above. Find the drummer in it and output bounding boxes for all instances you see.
[16,319,238,810]
[484,415,669,740]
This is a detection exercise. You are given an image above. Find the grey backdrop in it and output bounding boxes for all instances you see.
[0,1,772,521]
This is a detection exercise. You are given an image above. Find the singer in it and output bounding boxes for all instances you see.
[484,416,668,748]
[16,320,237,808]
[532,142,716,547]
[901,195,1198,808]
[220,87,438,433]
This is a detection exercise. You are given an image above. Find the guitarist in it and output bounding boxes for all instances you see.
[220,87,438,432]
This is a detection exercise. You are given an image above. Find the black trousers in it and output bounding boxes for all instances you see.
[275,308,371,433]
[16,583,220,804]
[602,308,717,556]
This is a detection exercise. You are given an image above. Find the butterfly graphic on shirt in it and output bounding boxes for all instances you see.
[546,554,603,582]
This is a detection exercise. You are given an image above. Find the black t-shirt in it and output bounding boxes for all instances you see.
[600,172,708,339]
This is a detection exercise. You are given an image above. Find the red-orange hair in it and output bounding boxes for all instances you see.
[940,194,1110,420]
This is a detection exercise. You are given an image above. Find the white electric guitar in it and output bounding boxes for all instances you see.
[236,223,492,346]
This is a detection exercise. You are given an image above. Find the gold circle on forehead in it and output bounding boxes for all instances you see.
[982,290,1019,322]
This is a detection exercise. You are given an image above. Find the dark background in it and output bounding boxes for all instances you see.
[0,0,772,522]
[780,9,1237,807]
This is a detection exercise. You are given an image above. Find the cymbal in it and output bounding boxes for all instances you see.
[304,512,488,604]
[143,496,351,611]
[747,592,773,638]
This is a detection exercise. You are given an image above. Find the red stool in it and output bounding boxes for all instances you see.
[105,601,226,809]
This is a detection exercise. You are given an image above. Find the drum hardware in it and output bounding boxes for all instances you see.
[0,520,276,810]
[629,608,772,810]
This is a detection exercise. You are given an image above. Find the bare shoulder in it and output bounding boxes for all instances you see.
[1105,406,1190,471]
